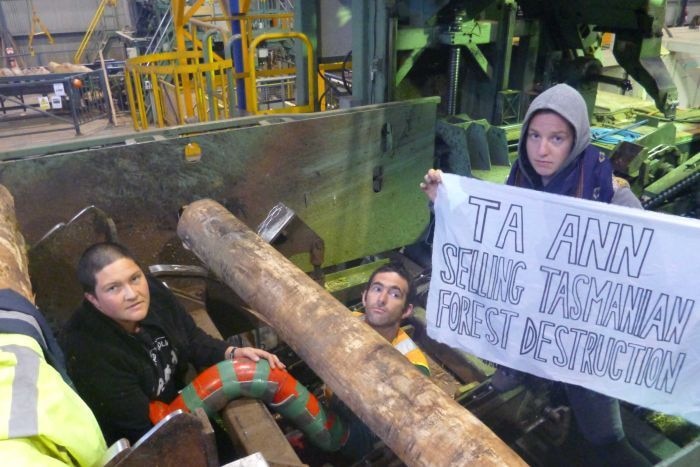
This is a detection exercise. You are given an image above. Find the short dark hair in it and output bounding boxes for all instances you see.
[77,242,136,294]
[365,261,415,308]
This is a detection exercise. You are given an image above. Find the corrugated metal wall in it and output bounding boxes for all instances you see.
[1,0,133,66]
[2,0,131,35]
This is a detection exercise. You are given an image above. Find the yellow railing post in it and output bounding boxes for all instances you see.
[124,68,140,130]
[150,72,164,128]
[74,0,115,63]
[125,51,233,129]
[248,32,315,115]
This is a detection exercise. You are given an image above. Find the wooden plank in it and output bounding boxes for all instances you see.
[188,307,222,338]
[410,307,495,384]
[221,400,306,467]
[401,324,462,397]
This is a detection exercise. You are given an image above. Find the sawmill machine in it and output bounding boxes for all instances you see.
[339,0,676,119]
[0,0,699,465]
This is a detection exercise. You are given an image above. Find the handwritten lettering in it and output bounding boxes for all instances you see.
[546,214,654,278]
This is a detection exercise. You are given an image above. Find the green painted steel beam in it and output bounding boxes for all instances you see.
[324,259,390,295]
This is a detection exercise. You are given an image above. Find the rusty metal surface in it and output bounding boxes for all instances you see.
[107,410,219,467]
[27,205,117,330]
[2,99,437,275]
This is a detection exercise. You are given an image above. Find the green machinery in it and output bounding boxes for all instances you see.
[299,0,699,215]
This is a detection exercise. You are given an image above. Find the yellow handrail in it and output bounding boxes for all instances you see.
[74,0,117,63]
[247,32,315,114]
[125,50,234,130]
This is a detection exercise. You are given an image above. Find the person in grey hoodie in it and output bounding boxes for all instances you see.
[422,84,651,466]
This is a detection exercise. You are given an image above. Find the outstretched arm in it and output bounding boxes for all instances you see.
[420,169,444,202]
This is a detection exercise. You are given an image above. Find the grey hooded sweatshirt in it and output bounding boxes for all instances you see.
[512,83,640,208]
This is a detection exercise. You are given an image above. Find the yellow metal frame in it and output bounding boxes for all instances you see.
[184,26,226,62]
[124,1,335,129]
[171,0,206,116]
[27,0,54,57]
[247,32,315,114]
[125,50,233,130]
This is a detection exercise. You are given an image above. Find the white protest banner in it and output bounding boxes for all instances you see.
[426,174,700,425]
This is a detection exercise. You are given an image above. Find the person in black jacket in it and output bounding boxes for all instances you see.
[62,242,284,444]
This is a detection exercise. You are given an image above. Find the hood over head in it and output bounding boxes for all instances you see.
[517,83,591,185]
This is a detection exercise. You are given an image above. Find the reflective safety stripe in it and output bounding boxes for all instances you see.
[352,311,430,374]
[1,344,39,438]
[393,336,418,356]
[0,311,47,349]
[392,329,431,376]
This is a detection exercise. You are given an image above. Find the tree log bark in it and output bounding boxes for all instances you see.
[0,185,33,302]
[178,199,526,467]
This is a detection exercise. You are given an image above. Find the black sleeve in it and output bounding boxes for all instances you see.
[177,302,229,369]
[148,277,229,369]
[65,340,153,445]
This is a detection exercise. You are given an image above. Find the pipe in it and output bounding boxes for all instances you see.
[202,29,219,121]
[177,199,526,467]
[228,0,248,110]
[149,358,348,451]
[189,18,229,34]
[224,35,240,115]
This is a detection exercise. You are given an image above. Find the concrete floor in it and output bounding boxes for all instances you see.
[0,109,137,154]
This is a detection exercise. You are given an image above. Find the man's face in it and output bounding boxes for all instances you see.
[362,271,413,330]
[85,257,150,332]
[525,111,574,183]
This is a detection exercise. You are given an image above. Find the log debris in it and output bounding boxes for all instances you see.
[0,185,33,301]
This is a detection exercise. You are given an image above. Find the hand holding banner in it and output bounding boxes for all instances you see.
[426,174,700,425]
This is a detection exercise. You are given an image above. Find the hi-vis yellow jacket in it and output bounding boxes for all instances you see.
[0,333,107,466]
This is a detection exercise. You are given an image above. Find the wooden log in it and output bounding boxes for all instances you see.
[0,184,33,301]
[178,199,526,467]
